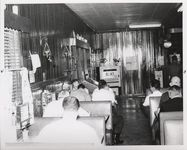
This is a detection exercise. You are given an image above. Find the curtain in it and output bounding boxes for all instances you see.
[92,30,161,95]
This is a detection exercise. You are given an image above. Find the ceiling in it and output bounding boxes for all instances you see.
[66,3,182,32]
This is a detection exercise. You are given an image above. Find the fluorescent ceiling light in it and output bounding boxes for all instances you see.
[129,23,161,28]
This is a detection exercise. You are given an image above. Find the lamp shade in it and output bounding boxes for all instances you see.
[164,40,172,48]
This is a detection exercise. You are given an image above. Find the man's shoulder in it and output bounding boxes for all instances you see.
[151,91,162,96]
[172,97,183,101]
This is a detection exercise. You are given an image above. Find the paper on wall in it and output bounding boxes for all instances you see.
[126,56,138,70]
[155,70,163,88]
[30,53,41,73]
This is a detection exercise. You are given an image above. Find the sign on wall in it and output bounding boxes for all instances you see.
[126,56,138,70]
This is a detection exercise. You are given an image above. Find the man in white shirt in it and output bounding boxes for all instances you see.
[142,79,162,118]
[92,80,124,144]
[92,80,117,105]
[34,96,101,145]
[71,84,92,101]
[43,81,89,117]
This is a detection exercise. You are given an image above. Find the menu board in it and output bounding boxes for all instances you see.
[100,66,121,87]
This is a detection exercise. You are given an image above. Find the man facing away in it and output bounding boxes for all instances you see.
[160,85,183,112]
[142,79,162,118]
[92,80,124,144]
[153,85,183,144]
[34,96,101,145]
[159,76,181,106]
[43,81,89,117]
[70,84,92,101]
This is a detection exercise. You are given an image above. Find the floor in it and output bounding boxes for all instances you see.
[117,96,153,145]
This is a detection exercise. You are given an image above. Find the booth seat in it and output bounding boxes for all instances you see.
[149,96,161,126]
[164,120,183,145]
[79,101,113,145]
[77,116,105,145]
[160,111,183,145]
[28,116,105,145]
[80,101,112,130]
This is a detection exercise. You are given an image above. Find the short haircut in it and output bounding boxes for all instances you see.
[78,83,85,89]
[62,96,80,111]
[150,79,160,90]
[62,80,71,90]
[98,80,107,89]
[71,79,80,84]
[169,85,181,92]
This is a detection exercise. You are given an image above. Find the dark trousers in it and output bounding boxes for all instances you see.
[140,104,150,119]
[112,106,124,134]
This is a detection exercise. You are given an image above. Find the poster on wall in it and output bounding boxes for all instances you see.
[155,70,163,88]
[158,56,164,66]
[126,56,138,70]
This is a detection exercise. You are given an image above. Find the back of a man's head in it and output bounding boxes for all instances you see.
[150,79,160,90]
[63,96,80,111]
[78,83,85,89]
[98,80,107,89]
[71,79,80,84]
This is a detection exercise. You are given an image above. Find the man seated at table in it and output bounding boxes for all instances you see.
[92,80,124,144]
[142,79,162,118]
[43,81,89,117]
[152,85,182,144]
[34,96,101,145]
[159,76,181,106]
[160,85,183,112]
[71,83,92,101]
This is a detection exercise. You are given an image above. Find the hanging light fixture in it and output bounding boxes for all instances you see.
[162,26,172,48]
[163,40,172,48]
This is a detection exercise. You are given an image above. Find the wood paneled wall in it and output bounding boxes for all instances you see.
[16,4,94,83]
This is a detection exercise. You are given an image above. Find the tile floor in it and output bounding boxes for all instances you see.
[117,96,153,145]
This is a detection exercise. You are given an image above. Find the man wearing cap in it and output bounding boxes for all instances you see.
[160,85,182,112]
[159,76,181,106]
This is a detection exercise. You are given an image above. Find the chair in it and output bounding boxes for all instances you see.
[164,120,183,145]
[80,101,112,130]
[160,111,183,145]
[77,116,105,145]
[28,116,105,144]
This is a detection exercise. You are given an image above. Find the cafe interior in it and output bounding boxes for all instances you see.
[0,1,184,149]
